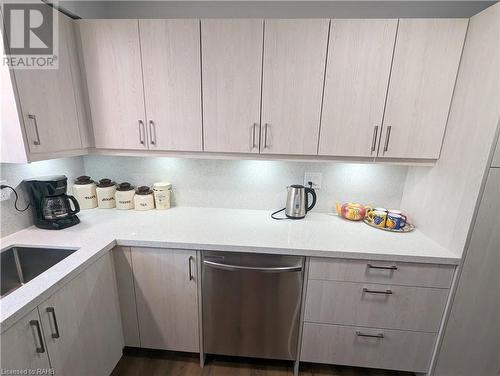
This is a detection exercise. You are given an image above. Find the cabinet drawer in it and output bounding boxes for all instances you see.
[305,280,448,332]
[300,323,435,373]
[309,257,455,288]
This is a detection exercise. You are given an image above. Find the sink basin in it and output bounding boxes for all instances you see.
[1,246,76,297]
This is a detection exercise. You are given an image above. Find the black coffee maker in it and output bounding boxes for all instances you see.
[24,176,80,230]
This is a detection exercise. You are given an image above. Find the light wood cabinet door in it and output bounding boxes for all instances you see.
[0,308,50,372]
[113,246,140,347]
[318,19,397,157]
[13,6,82,154]
[202,19,263,153]
[131,247,199,352]
[261,19,329,155]
[380,19,468,159]
[140,19,202,151]
[79,20,147,150]
[38,253,124,376]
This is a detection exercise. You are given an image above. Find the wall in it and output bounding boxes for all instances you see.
[0,157,85,237]
[400,1,500,257]
[83,155,408,212]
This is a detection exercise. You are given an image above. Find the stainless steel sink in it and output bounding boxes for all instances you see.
[1,246,76,297]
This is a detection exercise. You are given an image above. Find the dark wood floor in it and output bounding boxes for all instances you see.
[111,348,414,376]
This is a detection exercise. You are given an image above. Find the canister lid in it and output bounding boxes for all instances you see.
[116,182,134,191]
[136,186,153,195]
[96,178,116,188]
[75,176,94,185]
[153,182,172,190]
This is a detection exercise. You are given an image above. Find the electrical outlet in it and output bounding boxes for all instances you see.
[0,180,11,202]
[304,172,322,190]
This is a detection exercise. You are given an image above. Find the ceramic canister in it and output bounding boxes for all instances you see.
[72,176,97,209]
[134,186,155,211]
[115,182,135,210]
[153,182,172,210]
[96,178,116,209]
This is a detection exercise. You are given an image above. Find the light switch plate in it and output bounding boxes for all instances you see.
[304,172,322,190]
[0,180,11,202]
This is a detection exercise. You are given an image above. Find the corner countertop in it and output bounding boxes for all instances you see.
[0,206,460,331]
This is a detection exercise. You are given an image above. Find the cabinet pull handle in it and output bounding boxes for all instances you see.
[263,123,270,149]
[371,126,379,153]
[138,120,145,145]
[363,287,393,295]
[367,263,398,270]
[46,307,60,339]
[29,320,45,353]
[251,123,259,149]
[188,256,194,281]
[383,125,392,153]
[149,120,156,145]
[28,114,41,145]
[356,330,384,339]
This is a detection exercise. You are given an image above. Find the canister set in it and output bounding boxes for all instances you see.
[72,176,171,211]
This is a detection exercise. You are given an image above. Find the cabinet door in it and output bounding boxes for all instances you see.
[140,19,202,151]
[261,19,329,155]
[318,20,397,157]
[0,308,50,372]
[380,19,468,159]
[131,247,199,352]
[38,253,124,376]
[13,5,82,154]
[202,19,263,153]
[79,20,147,150]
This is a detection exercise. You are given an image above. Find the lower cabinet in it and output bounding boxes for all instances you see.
[38,252,123,376]
[0,308,51,372]
[130,247,199,352]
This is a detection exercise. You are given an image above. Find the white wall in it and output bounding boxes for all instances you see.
[83,155,408,212]
[400,1,500,257]
[0,157,85,237]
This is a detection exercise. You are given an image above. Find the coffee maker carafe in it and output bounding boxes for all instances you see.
[24,176,80,230]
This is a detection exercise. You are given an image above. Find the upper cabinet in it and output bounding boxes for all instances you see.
[79,19,202,152]
[261,19,329,155]
[79,20,147,150]
[1,6,91,162]
[202,19,263,153]
[380,19,468,159]
[140,20,202,151]
[318,19,397,157]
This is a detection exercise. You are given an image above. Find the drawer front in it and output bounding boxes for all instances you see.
[309,257,455,288]
[300,323,435,373]
[305,280,448,332]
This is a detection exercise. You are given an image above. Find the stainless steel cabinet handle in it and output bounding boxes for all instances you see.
[356,330,384,339]
[251,123,259,149]
[363,287,393,295]
[263,123,270,149]
[149,120,156,145]
[203,259,302,273]
[367,263,398,270]
[138,120,145,145]
[371,126,379,153]
[28,114,41,145]
[46,307,60,339]
[29,320,45,353]
[383,125,392,153]
[188,256,194,281]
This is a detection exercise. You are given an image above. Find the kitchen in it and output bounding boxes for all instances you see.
[0,1,499,375]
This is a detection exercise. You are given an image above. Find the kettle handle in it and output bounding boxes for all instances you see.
[66,195,80,215]
[305,187,317,212]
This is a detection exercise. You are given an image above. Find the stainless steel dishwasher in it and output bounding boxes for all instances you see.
[202,251,305,361]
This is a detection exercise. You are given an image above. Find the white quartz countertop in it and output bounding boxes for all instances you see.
[0,207,459,331]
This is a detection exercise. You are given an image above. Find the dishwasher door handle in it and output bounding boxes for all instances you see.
[203,259,302,273]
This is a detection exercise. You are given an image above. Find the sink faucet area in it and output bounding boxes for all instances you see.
[0,247,77,298]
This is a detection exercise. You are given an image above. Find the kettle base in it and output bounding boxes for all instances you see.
[285,214,305,220]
